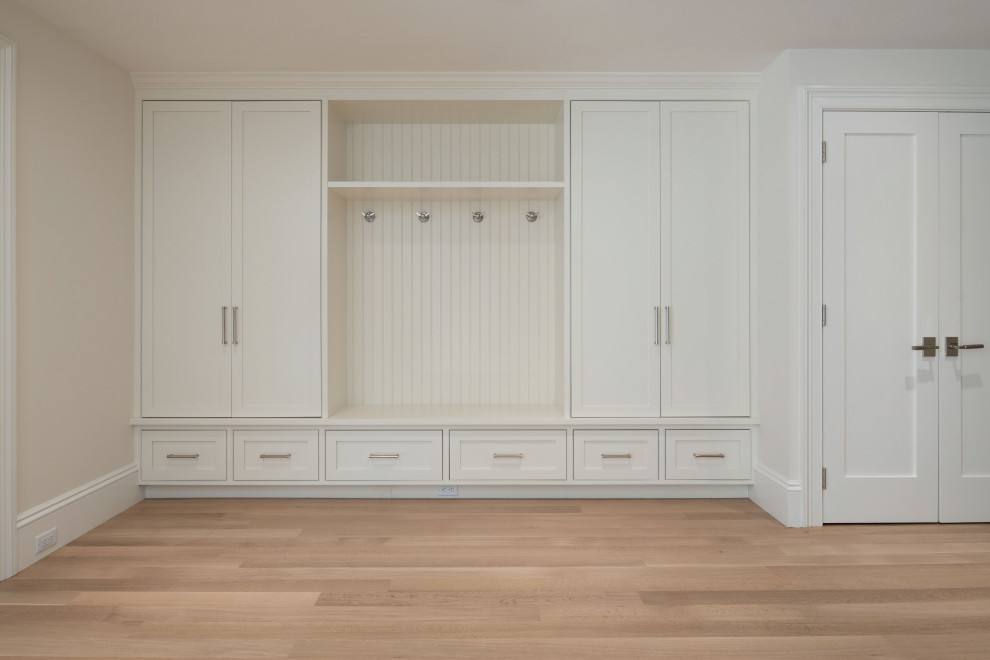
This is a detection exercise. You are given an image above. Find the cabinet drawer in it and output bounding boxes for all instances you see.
[141,430,227,481]
[665,430,751,480]
[233,430,319,481]
[327,430,442,481]
[450,430,566,480]
[573,430,659,481]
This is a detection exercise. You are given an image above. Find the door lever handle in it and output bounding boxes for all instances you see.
[946,337,985,356]
[911,337,939,357]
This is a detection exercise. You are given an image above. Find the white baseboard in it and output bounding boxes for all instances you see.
[16,463,142,572]
[145,483,751,499]
[749,463,804,527]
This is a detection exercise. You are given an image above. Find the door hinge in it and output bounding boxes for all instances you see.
[822,304,827,327]
[822,467,827,490]
[822,141,827,163]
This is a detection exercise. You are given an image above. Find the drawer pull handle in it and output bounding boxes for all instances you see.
[602,453,632,459]
[369,453,400,459]
[493,453,524,459]
[260,453,291,459]
[693,452,726,459]
[166,453,200,459]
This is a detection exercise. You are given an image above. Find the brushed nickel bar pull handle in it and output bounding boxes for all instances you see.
[601,453,632,459]
[665,306,671,345]
[493,453,524,459]
[166,453,200,459]
[369,453,400,459]
[222,306,228,345]
[259,453,291,459]
[654,306,660,345]
[232,306,239,345]
[693,452,725,459]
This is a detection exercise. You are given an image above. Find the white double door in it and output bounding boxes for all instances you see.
[142,101,323,418]
[823,111,990,522]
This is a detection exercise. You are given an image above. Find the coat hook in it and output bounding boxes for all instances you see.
[416,211,431,223]
[525,211,539,223]
[472,211,485,223]
[361,210,376,223]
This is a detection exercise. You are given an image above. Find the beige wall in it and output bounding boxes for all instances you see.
[0,0,134,512]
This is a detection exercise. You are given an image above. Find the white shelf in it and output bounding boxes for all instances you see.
[327,181,564,201]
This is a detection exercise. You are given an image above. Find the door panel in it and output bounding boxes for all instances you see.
[822,111,939,522]
[660,102,750,417]
[570,102,661,417]
[142,102,232,417]
[231,102,323,417]
[939,113,990,522]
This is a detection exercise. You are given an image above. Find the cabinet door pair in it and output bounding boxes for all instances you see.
[571,101,750,418]
[141,101,322,417]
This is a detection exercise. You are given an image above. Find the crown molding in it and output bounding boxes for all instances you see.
[804,84,990,103]
[130,71,760,91]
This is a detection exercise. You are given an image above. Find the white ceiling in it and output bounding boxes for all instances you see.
[16,0,990,73]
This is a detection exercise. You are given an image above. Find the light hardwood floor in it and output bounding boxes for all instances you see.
[1,498,989,658]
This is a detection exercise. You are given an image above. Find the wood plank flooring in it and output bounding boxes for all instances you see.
[1,498,989,658]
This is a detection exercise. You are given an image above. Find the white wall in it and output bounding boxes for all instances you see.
[750,52,804,525]
[754,52,793,479]
[0,0,139,567]
[789,49,990,88]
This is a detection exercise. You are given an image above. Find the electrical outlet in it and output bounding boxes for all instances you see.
[437,485,458,497]
[35,527,57,554]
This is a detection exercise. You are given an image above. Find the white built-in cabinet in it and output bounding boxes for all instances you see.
[136,94,753,493]
[141,101,322,418]
[571,101,750,418]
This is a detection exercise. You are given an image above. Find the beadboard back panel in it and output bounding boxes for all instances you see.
[344,123,560,182]
[345,198,561,406]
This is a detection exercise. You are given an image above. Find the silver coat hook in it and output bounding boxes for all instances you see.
[361,210,376,223]
[525,211,539,223]
[416,211,431,223]
[472,211,485,223]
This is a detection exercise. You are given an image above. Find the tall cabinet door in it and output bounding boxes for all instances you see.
[939,113,990,522]
[822,111,940,523]
[231,102,322,417]
[571,102,661,417]
[142,102,232,417]
[660,102,750,417]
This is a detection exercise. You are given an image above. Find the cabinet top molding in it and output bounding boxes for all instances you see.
[130,71,760,91]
